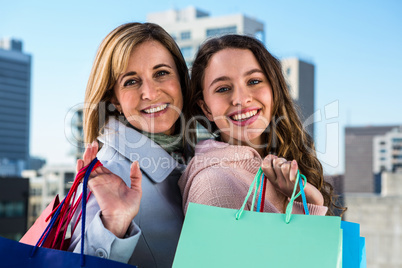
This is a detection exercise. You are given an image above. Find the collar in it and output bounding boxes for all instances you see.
[97,117,179,183]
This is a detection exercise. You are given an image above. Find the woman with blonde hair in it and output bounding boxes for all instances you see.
[68,22,194,268]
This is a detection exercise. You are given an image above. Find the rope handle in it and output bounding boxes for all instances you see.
[235,167,309,223]
[31,158,101,267]
[285,171,308,223]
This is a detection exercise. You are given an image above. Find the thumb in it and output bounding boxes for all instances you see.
[289,160,298,183]
[130,161,142,194]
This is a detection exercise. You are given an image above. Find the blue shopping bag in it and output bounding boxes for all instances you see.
[0,158,136,268]
[341,220,367,268]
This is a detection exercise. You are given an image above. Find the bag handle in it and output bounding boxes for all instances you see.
[235,167,308,223]
[32,158,101,267]
[80,157,99,266]
[285,172,308,223]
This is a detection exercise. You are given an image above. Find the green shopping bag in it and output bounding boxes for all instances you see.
[173,169,343,267]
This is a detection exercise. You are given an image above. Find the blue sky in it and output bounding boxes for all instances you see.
[1,0,401,174]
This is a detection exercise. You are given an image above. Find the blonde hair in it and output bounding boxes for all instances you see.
[84,22,191,145]
[187,34,345,216]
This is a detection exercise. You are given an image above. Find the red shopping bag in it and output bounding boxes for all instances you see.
[19,195,60,247]
[19,159,101,250]
[1,158,137,267]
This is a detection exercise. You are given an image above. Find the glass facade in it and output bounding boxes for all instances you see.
[206,26,237,37]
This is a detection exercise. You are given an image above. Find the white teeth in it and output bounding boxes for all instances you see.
[231,110,258,121]
[143,104,168,114]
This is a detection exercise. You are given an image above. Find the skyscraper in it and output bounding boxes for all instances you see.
[344,125,397,193]
[281,58,315,136]
[0,38,32,176]
[147,6,264,67]
[373,126,402,174]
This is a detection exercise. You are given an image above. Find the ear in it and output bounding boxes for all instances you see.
[110,94,122,114]
[197,100,214,121]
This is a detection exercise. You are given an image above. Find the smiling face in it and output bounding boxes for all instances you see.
[112,40,183,135]
[198,48,273,148]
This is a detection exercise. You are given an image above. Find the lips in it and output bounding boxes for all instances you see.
[227,108,261,126]
[230,110,258,121]
[142,104,168,114]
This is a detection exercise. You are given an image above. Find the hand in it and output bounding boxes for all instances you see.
[76,141,142,238]
[261,155,323,206]
[261,155,297,198]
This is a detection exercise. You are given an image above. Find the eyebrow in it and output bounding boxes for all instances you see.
[120,71,136,82]
[245,68,264,76]
[209,76,230,88]
[153,63,173,70]
[208,68,264,88]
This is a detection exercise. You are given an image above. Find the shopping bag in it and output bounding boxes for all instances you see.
[0,158,136,268]
[0,236,135,268]
[360,237,367,268]
[20,158,102,251]
[341,220,367,268]
[173,168,343,267]
[19,195,60,247]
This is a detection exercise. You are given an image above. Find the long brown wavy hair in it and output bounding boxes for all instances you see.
[83,22,194,151]
[185,34,345,216]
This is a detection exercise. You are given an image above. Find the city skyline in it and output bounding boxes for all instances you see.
[0,1,401,175]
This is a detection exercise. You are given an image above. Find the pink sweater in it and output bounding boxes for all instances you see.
[179,140,328,216]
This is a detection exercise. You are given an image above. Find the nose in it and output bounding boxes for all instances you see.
[231,86,252,106]
[140,79,159,100]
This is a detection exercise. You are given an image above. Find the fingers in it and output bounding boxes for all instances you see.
[289,160,298,183]
[76,159,84,173]
[130,161,142,195]
[83,141,99,167]
[261,155,297,188]
[272,157,287,182]
[261,154,276,180]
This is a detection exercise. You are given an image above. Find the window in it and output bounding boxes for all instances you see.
[181,31,191,40]
[181,46,193,58]
[286,68,291,76]
[380,149,386,153]
[0,201,24,218]
[206,26,237,37]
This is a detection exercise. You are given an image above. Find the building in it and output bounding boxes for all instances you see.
[0,177,29,240]
[373,127,402,174]
[344,172,402,267]
[0,38,32,176]
[344,126,397,193]
[281,58,315,136]
[71,107,84,160]
[147,6,264,67]
[22,165,76,228]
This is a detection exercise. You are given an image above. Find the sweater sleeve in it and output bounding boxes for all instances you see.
[292,200,328,215]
